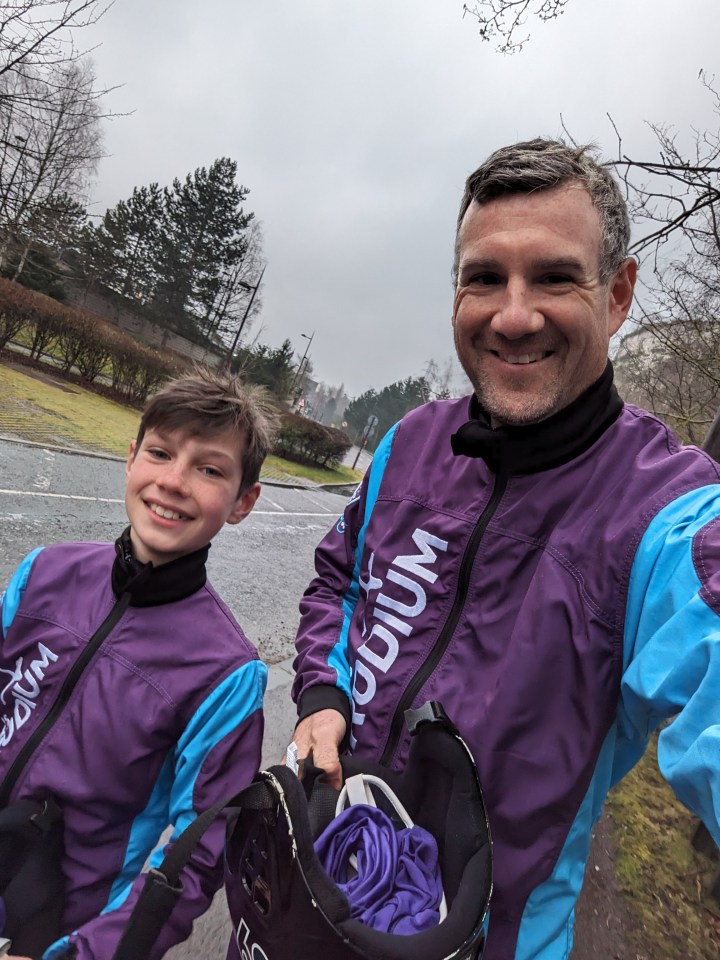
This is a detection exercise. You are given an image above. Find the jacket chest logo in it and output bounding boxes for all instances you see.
[0,643,59,748]
[350,527,448,748]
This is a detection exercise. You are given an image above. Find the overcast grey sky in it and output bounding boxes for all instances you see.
[84,0,720,397]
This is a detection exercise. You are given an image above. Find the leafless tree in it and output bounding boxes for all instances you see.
[462,0,570,52]
[611,75,720,266]
[615,313,720,444]
[0,58,103,271]
[0,0,115,283]
[604,76,720,439]
[206,219,266,347]
[0,0,108,96]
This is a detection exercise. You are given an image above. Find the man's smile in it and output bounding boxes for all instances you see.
[492,349,554,365]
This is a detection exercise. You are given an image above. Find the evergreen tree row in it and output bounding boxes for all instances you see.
[78,158,260,343]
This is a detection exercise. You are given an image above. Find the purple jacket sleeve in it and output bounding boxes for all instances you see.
[59,658,267,960]
[291,476,370,725]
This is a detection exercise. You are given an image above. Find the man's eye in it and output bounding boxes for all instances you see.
[468,273,501,286]
[542,274,572,285]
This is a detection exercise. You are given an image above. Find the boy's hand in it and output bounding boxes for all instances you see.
[291,709,346,789]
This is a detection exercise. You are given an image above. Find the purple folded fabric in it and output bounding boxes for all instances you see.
[314,803,443,935]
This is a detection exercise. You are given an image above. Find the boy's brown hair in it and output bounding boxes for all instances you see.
[136,367,277,494]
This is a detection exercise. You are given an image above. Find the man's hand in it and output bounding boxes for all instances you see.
[291,709,347,789]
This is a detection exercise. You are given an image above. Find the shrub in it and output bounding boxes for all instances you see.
[274,412,352,469]
[0,278,37,350]
[0,278,185,403]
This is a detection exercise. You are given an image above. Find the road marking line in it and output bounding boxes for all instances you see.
[260,494,286,511]
[252,511,332,518]
[301,492,333,512]
[0,488,124,503]
[0,488,331,517]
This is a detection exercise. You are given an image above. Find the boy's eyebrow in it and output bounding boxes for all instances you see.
[143,429,241,466]
[197,446,240,465]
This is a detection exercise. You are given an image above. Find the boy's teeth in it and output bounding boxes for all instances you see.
[150,503,183,520]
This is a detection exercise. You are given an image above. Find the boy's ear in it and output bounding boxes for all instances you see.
[125,439,137,479]
[227,482,261,526]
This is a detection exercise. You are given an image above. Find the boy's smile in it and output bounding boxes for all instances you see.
[125,426,260,566]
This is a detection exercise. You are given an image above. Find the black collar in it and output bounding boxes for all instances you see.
[111,527,209,607]
[450,361,623,475]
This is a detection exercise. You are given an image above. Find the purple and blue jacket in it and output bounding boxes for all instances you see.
[292,366,720,960]
[0,530,266,960]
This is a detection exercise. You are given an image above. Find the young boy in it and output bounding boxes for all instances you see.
[0,369,274,960]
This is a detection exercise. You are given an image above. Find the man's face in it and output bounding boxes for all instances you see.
[452,184,636,427]
[125,426,260,566]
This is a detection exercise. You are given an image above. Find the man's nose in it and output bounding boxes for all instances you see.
[489,280,545,340]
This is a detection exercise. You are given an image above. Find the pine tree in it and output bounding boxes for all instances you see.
[88,183,164,300]
[153,158,253,333]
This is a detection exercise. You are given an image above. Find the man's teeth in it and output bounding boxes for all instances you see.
[149,503,183,520]
[502,352,547,365]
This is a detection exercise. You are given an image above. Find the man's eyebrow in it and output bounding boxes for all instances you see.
[532,257,586,273]
[457,256,587,275]
[457,256,503,273]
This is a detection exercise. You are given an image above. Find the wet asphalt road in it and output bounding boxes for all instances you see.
[0,437,351,959]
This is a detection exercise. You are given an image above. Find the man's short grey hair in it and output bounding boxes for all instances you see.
[454,138,631,285]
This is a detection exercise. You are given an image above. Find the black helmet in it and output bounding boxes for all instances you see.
[224,702,492,960]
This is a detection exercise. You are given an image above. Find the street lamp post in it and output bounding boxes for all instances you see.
[289,331,315,407]
[218,265,266,374]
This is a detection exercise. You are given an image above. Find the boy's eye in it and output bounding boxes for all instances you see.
[148,448,170,460]
[202,466,223,478]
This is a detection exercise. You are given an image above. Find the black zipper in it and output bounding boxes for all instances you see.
[0,591,132,806]
[379,471,508,767]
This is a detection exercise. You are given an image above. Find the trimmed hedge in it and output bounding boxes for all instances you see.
[0,278,185,403]
[274,411,352,468]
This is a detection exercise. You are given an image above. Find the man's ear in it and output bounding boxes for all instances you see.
[125,439,137,479]
[607,257,637,336]
[227,482,261,526]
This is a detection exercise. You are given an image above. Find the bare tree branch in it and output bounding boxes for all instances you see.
[462,0,570,53]
[0,1,111,87]
[608,74,720,440]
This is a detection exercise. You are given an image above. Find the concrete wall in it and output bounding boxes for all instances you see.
[63,280,224,366]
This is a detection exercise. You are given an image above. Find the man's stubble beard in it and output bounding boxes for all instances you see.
[460,357,567,428]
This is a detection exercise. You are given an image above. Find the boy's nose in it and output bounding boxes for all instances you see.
[489,281,545,340]
[157,464,190,495]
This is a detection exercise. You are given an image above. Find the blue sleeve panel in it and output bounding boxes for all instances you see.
[42,935,71,960]
[327,424,399,699]
[617,484,720,841]
[515,484,720,959]
[1,548,44,636]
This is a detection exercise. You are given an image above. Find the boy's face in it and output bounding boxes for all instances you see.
[125,426,260,566]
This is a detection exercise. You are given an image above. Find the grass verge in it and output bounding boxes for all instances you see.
[0,360,139,456]
[264,454,361,485]
[606,733,720,959]
[0,357,364,484]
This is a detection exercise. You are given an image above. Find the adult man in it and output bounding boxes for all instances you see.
[291,139,720,959]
